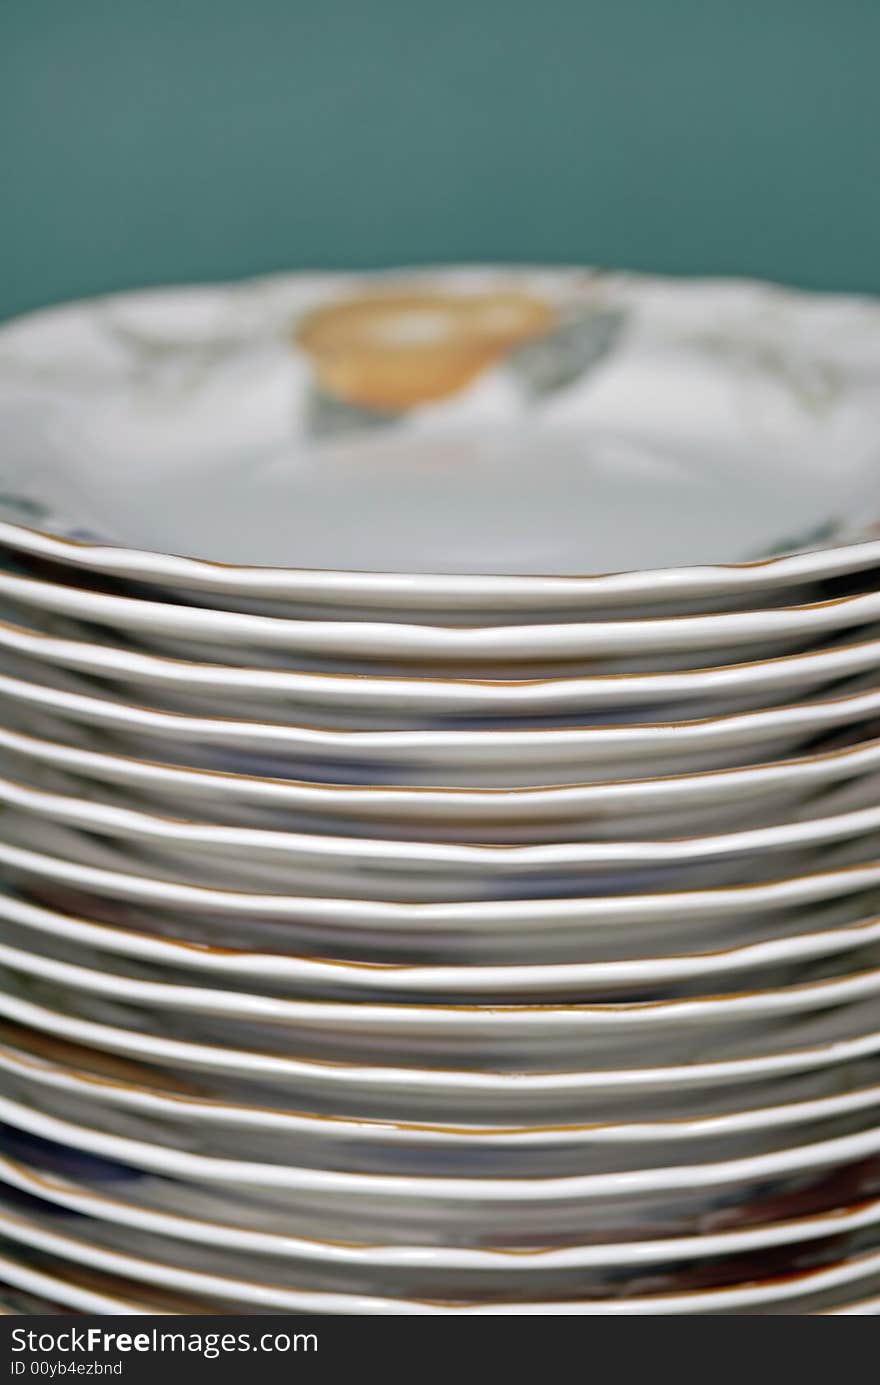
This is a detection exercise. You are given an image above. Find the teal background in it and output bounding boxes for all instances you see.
[2,0,879,323]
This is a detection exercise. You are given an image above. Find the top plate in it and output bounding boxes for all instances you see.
[3,265,880,608]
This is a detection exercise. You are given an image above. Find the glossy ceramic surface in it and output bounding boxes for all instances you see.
[2,268,880,613]
[4,267,880,1313]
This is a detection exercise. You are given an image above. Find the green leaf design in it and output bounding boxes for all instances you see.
[306,388,401,440]
[751,516,840,560]
[0,492,49,523]
[507,307,627,398]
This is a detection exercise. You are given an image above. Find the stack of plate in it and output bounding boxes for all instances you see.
[2,266,880,1314]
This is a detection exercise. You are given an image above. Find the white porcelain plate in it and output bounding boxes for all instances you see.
[3,1199,880,1312]
[2,268,880,614]
[4,611,880,729]
[7,1023,880,1176]
[4,658,880,789]
[5,1146,880,1303]
[6,880,880,1004]
[4,1092,880,1256]
[6,926,880,1073]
